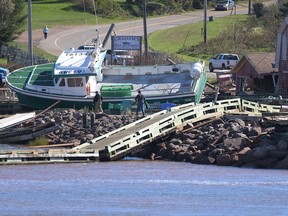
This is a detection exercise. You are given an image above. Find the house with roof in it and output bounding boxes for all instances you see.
[231,52,278,95]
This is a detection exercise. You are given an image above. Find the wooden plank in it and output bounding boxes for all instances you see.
[0,125,60,143]
[0,112,35,131]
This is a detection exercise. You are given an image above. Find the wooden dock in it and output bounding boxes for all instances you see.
[0,149,99,164]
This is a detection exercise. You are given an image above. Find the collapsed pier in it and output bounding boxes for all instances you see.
[0,98,287,165]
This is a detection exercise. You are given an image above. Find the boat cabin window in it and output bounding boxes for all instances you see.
[67,78,83,87]
[59,78,65,86]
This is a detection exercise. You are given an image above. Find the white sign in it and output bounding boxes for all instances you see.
[112,36,142,50]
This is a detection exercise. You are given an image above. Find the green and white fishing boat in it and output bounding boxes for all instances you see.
[6,42,207,112]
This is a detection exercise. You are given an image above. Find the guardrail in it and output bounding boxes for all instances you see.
[241,99,282,113]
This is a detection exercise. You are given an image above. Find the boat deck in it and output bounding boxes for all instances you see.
[7,64,55,89]
[99,72,194,96]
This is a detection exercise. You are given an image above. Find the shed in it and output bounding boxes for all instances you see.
[231,52,278,95]
[275,17,288,95]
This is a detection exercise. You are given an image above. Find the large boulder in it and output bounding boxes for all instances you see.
[253,157,279,168]
[273,155,288,169]
[216,153,232,166]
[277,139,288,151]
[222,137,248,151]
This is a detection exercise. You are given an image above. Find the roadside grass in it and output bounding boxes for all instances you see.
[148,14,248,62]
[8,42,57,62]
[0,58,7,66]
[24,0,136,30]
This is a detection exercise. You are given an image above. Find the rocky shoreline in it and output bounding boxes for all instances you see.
[5,108,288,169]
[135,117,288,169]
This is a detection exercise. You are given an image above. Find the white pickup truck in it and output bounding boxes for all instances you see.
[209,53,239,72]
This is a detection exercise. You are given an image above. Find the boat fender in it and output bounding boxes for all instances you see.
[190,62,203,79]
[86,82,91,95]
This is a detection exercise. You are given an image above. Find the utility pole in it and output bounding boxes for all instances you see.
[143,0,148,57]
[203,0,207,43]
[28,0,33,65]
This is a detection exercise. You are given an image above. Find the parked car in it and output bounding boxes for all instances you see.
[215,0,234,10]
[105,49,134,65]
[0,67,9,87]
[209,53,239,72]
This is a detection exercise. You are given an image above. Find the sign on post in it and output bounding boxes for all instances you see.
[111,36,142,51]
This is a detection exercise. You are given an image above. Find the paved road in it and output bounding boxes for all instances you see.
[38,4,250,56]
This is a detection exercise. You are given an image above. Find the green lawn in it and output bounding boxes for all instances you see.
[148,14,248,62]
[25,0,134,30]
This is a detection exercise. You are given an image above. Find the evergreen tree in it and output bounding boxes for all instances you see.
[279,2,288,18]
[0,0,26,46]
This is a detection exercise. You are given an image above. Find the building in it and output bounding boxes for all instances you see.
[275,17,288,95]
[231,52,278,95]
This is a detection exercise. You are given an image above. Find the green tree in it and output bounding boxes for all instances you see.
[278,1,288,18]
[0,0,26,46]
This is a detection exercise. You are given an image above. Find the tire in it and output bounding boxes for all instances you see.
[221,64,226,70]
[209,63,214,72]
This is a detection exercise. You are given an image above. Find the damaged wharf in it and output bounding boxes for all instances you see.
[0,98,288,168]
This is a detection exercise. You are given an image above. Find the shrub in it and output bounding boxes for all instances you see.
[28,136,49,146]
[193,0,203,9]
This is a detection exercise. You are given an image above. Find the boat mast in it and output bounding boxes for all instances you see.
[28,0,33,65]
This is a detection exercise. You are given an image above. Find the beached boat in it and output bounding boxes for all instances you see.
[6,43,206,112]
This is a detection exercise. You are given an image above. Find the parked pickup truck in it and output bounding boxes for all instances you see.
[209,53,239,72]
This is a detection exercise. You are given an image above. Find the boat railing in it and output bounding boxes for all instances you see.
[103,63,193,76]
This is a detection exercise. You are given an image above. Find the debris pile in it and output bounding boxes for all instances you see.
[1,108,136,145]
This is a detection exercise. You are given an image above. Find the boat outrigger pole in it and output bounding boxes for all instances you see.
[102,23,115,48]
